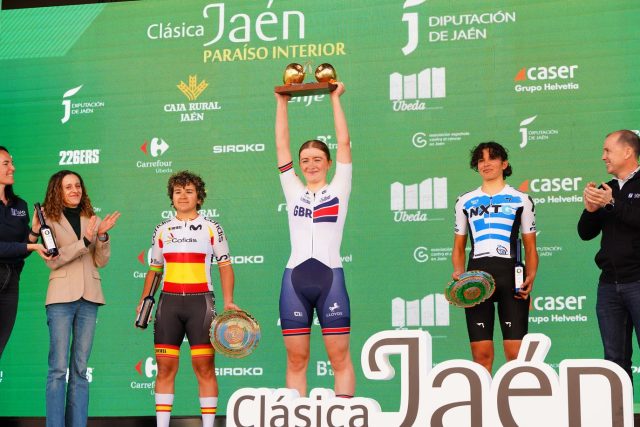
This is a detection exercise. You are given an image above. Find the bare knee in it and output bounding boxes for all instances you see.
[328,350,352,373]
[157,359,179,382]
[287,351,310,372]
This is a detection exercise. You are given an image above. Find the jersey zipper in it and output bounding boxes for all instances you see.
[311,191,315,256]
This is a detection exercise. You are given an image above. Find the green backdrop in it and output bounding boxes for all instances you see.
[0,0,639,417]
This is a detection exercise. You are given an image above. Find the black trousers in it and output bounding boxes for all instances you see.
[0,262,23,359]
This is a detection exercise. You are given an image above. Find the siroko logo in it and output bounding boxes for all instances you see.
[164,75,222,122]
[213,143,265,154]
[391,294,450,328]
[390,178,448,222]
[59,149,100,165]
[514,64,579,94]
[140,138,169,157]
[60,85,105,124]
[389,68,446,112]
[518,115,559,149]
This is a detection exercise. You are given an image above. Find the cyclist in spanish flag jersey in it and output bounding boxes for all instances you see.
[136,171,238,427]
[275,82,355,398]
[452,142,539,374]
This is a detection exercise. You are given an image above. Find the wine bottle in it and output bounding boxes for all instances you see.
[514,238,525,294]
[34,203,59,257]
[135,272,162,329]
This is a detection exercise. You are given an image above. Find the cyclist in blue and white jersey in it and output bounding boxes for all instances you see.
[452,142,539,373]
[274,82,354,398]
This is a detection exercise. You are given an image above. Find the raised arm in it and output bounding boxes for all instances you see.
[331,83,351,164]
[275,92,293,168]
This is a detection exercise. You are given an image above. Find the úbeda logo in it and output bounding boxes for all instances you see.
[60,85,105,124]
[164,75,221,122]
[518,115,559,148]
[390,178,448,222]
[136,138,173,174]
[390,68,445,111]
[514,64,579,94]
[391,294,450,328]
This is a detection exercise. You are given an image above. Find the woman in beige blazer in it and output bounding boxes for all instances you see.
[42,170,119,427]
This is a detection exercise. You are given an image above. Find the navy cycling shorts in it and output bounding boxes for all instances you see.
[279,258,351,336]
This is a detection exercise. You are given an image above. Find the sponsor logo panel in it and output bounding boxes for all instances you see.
[136,138,173,174]
[514,64,580,93]
[164,75,221,122]
[518,115,559,149]
[411,131,471,148]
[413,246,452,263]
[390,177,448,222]
[391,294,450,328]
[519,176,583,205]
[402,2,517,55]
[145,3,346,64]
[60,85,105,124]
[389,68,446,112]
[529,295,588,324]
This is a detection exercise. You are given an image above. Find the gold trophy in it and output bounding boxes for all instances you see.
[274,62,338,97]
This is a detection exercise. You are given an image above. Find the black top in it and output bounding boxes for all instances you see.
[63,206,82,239]
[0,197,30,264]
[63,206,91,247]
[578,171,640,283]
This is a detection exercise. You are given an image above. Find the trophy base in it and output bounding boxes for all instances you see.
[274,82,337,97]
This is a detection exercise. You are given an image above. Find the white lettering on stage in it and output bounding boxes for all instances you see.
[226,330,633,427]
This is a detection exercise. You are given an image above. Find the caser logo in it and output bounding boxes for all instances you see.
[141,138,169,157]
[514,64,579,94]
[515,65,578,81]
[518,177,583,205]
[518,177,583,193]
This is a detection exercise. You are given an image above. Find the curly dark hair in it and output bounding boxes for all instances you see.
[469,142,512,179]
[43,170,95,221]
[298,139,331,161]
[167,170,206,210]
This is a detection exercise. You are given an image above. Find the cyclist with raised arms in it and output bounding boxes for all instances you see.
[274,82,354,398]
[452,142,538,373]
